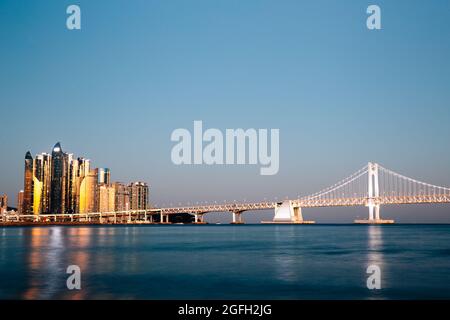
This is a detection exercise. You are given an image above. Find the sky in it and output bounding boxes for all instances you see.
[1,0,450,222]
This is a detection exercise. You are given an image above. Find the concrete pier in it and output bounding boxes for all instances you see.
[354,219,395,224]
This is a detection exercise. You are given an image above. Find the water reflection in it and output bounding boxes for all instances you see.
[16,226,146,299]
[273,226,301,283]
[367,226,385,267]
[366,225,386,295]
[22,227,94,299]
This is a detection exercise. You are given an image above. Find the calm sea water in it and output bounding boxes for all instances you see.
[0,224,449,299]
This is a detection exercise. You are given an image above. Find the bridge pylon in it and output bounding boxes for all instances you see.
[355,162,394,224]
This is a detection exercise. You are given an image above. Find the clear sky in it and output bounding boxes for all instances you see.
[1,0,450,222]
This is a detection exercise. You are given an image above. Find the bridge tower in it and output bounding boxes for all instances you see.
[355,162,394,224]
[367,162,380,221]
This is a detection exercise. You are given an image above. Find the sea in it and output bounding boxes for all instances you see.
[0,224,449,299]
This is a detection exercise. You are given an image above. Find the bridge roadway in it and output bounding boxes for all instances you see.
[2,194,450,224]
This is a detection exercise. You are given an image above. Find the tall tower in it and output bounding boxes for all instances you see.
[355,162,394,224]
[0,194,7,214]
[50,142,67,214]
[367,162,380,220]
[33,153,52,214]
[67,158,80,214]
[17,190,24,215]
[23,151,34,214]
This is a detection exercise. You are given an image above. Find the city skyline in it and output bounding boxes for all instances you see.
[12,142,149,217]
[1,1,450,222]
[1,142,450,224]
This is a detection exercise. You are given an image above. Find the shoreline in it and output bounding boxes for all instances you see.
[1,222,449,227]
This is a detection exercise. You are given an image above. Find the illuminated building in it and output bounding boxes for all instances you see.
[63,153,74,214]
[74,158,89,213]
[79,167,98,213]
[50,142,69,214]
[129,182,149,210]
[0,194,7,214]
[113,182,130,212]
[98,168,110,185]
[33,153,52,214]
[67,157,80,214]
[17,190,24,214]
[23,151,34,214]
[98,184,115,212]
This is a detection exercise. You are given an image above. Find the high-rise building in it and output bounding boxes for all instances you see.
[17,190,24,214]
[0,194,7,214]
[129,182,149,210]
[98,168,111,185]
[33,153,52,214]
[50,142,69,214]
[63,153,74,214]
[79,167,98,213]
[67,157,80,214]
[73,157,89,213]
[113,182,130,212]
[98,184,115,213]
[23,151,34,214]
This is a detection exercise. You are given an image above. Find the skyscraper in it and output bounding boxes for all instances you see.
[73,157,89,213]
[98,168,111,185]
[33,153,52,214]
[113,182,130,212]
[23,151,34,214]
[0,194,7,214]
[50,142,68,214]
[67,157,79,214]
[129,182,149,210]
[17,190,24,214]
[98,184,115,213]
[79,166,98,213]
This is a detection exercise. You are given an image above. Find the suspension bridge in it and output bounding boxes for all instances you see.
[3,162,450,224]
[155,162,450,224]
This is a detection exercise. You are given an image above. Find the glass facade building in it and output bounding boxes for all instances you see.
[50,142,67,214]
[23,151,34,214]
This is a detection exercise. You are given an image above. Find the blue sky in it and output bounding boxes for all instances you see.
[1,0,450,222]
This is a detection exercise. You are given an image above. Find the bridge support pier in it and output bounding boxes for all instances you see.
[194,213,206,224]
[231,211,244,224]
[263,200,315,224]
[160,213,170,224]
